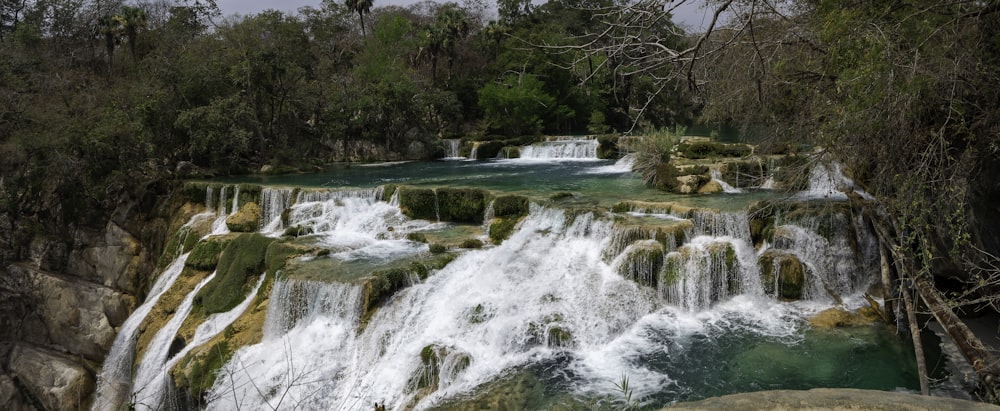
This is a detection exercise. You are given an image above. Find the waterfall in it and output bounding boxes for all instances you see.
[93,253,191,410]
[518,137,599,160]
[131,272,217,408]
[260,187,296,234]
[710,169,743,193]
[118,174,904,409]
[444,139,463,159]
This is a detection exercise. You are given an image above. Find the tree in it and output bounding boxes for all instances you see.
[117,5,148,62]
[478,73,555,136]
[345,0,373,37]
[97,13,122,75]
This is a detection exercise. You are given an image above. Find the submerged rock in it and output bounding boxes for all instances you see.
[808,307,880,329]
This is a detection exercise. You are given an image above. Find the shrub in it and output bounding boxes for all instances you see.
[630,127,681,186]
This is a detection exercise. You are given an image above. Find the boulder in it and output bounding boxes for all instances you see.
[808,307,879,329]
[225,202,260,233]
[698,180,723,194]
[7,264,134,362]
[8,344,95,411]
[759,250,807,300]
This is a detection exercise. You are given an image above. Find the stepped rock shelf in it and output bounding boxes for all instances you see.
[92,153,974,410]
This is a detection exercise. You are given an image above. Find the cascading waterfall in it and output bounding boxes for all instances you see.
[131,273,218,408]
[518,137,599,160]
[93,254,192,410]
[107,170,917,410]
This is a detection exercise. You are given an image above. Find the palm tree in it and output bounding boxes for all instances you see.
[117,6,148,62]
[437,6,469,79]
[344,0,373,38]
[97,14,122,75]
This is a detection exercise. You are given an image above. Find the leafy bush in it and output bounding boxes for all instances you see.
[630,127,682,186]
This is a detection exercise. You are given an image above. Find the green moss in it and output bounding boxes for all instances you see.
[492,195,529,218]
[759,251,806,300]
[501,146,521,158]
[175,340,231,398]
[186,236,233,271]
[549,192,574,201]
[661,254,682,286]
[721,160,768,188]
[677,141,752,159]
[437,187,487,223]
[282,225,313,238]
[195,234,275,314]
[596,134,618,159]
[618,241,665,288]
[489,217,524,245]
[724,244,737,271]
[381,184,398,202]
[159,226,193,269]
[474,141,504,159]
[429,243,448,254]
[469,303,490,324]
[460,238,484,249]
[264,240,316,277]
[398,187,438,221]
[407,232,428,243]
[225,202,260,232]
[546,327,573,347]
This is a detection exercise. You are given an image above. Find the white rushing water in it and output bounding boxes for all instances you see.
[710,169,743,194]
[517,137,599,160]
[443,139,464,159]
[93,253,192,410]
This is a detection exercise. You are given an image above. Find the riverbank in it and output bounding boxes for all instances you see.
[665,388,1000,410]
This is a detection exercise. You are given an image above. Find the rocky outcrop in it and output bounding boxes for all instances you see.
[65,222,147,295]
[7,344,95,411]
[226,202,261,232]
[5,264,135,362]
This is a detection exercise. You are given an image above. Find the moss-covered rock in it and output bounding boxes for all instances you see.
[501,146,521,159]
[759,250,806,300]
[473,141,505,159]
[398,187,438,221]
[698,180,723,194]
[359,255,455,327]
[186,235,235,271]
[429,243,448,254]
[225,202,260,232]
[460,238,484,249]
[281,225,313,238]
[195,234,275,314]
[437,188,487,223]
[596,134,618,159]
[491,195,530,218]
[617,240,665,288]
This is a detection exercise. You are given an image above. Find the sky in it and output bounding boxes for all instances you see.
[214,0,715,31]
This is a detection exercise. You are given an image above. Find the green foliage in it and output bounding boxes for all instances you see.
[195,234,275,314]
[630,128,680,187]
[478,74,555,136]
